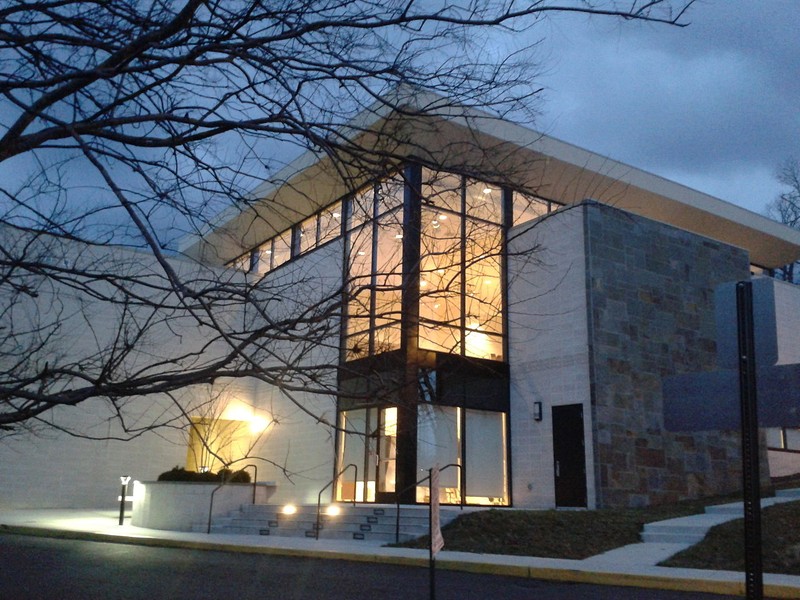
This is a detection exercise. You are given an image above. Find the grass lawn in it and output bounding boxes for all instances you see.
[394,496,727,560]
[661,499,800,575]
[394,491,800,573]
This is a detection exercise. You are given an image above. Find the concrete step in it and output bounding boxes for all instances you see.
[776,487,800,499]
[639,491,800,545]
[640,513,734,544]
[201,503,462,541]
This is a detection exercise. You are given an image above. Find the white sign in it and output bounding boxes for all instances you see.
[430,465,444,555]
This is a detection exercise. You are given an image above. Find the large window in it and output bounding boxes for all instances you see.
[419,169,504,361]
[344,176,404,360]
[416,405,509,506]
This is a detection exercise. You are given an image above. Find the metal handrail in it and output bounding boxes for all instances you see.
[395,463,463,544]
[206,464,258,535]
[315,463,358,540]
[241,463,258,504]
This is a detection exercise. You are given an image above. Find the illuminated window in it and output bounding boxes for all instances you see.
[513,192,553,227]
[186,417,251,474]
[416,405,509,506]
[344,175,403,360]
[419,169,504,360]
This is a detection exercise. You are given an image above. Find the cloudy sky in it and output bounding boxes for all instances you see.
[531,0,799,215]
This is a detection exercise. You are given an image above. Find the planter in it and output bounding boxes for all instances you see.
[131,480,276,531]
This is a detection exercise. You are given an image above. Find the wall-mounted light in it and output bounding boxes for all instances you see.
[533,402,543,422]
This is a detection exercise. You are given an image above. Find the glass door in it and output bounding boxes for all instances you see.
[375,407,397,503]
[336,406,397,503]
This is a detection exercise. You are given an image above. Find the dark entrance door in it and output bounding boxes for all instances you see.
[552,404,587,507]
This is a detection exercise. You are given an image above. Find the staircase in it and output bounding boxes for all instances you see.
[196,503,462,543]
[641,488,800,544]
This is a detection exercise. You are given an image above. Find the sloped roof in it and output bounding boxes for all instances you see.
[181,89,800,269]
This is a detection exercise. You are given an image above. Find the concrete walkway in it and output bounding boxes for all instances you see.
[1,504,799,599]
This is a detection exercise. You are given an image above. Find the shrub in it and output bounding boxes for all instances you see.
[157,466,251,483]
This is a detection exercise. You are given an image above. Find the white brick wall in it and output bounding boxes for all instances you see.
[0,232,345,509]
[507,206,595,509]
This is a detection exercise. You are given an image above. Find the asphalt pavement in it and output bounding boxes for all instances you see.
[0,508,799,598]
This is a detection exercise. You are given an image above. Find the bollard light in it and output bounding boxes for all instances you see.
[118,475,131,525]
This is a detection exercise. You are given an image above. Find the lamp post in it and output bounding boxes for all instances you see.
[118,475,131,525]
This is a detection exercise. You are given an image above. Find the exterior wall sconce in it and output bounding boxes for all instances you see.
[533,402,543,422]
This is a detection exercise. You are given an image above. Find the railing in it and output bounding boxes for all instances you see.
[315,463,358,540]
[206,463,258,535]
[395,463,463,544]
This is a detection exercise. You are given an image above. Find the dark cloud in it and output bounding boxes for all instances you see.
[536,0,800,213]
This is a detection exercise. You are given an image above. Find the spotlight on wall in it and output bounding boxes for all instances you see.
[533,402,543,422]
[282,504,297,515]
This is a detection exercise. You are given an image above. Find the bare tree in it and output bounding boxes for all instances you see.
[0,1,695,435]
[767,158,800,283]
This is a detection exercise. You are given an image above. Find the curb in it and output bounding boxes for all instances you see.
[2,524,798,599]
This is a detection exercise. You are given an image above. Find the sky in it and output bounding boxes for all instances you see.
[530,0,799,215]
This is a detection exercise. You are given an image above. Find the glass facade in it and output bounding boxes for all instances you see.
[228,163,559,506]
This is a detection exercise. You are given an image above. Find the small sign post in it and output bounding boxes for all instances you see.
[662,280,796,600]
[429,465,444,600]
[736,281,763,600]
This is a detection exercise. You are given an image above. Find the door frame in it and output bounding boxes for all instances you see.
[552,403,588,508]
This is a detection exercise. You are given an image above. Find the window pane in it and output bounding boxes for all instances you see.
[231,252,251,272]
[464,331,503,361]
[253,241,272,275]
[417,405,460,502]
[419,325,462,354]
[419,207,461,352]
[422,169,462,213]
[347,292,371,337]
[349,188,374,230]
[464,222,502,338]
[376,174,404,216]
[337,410,368,502]
[347,223,373,339]
[465,225,502,336]
[465,410,508,505]
[319,201,343,246]
[298,214,317,254]
[374,325,401,355]
[465,179,502,223]
[272,230,292,267]
[513,192,550,226]
[345,333,370,361]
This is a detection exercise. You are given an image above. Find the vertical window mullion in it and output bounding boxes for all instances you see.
[460,177,467,356]
[369,184,379,355]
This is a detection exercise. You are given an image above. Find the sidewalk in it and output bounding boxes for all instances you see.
[1,508,799,598]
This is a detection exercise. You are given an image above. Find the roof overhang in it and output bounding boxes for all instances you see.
[180,90,800,270]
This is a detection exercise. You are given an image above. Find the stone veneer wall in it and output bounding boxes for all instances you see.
[584,203,751,508]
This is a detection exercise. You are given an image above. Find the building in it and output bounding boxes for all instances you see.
[2,94,800,511]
